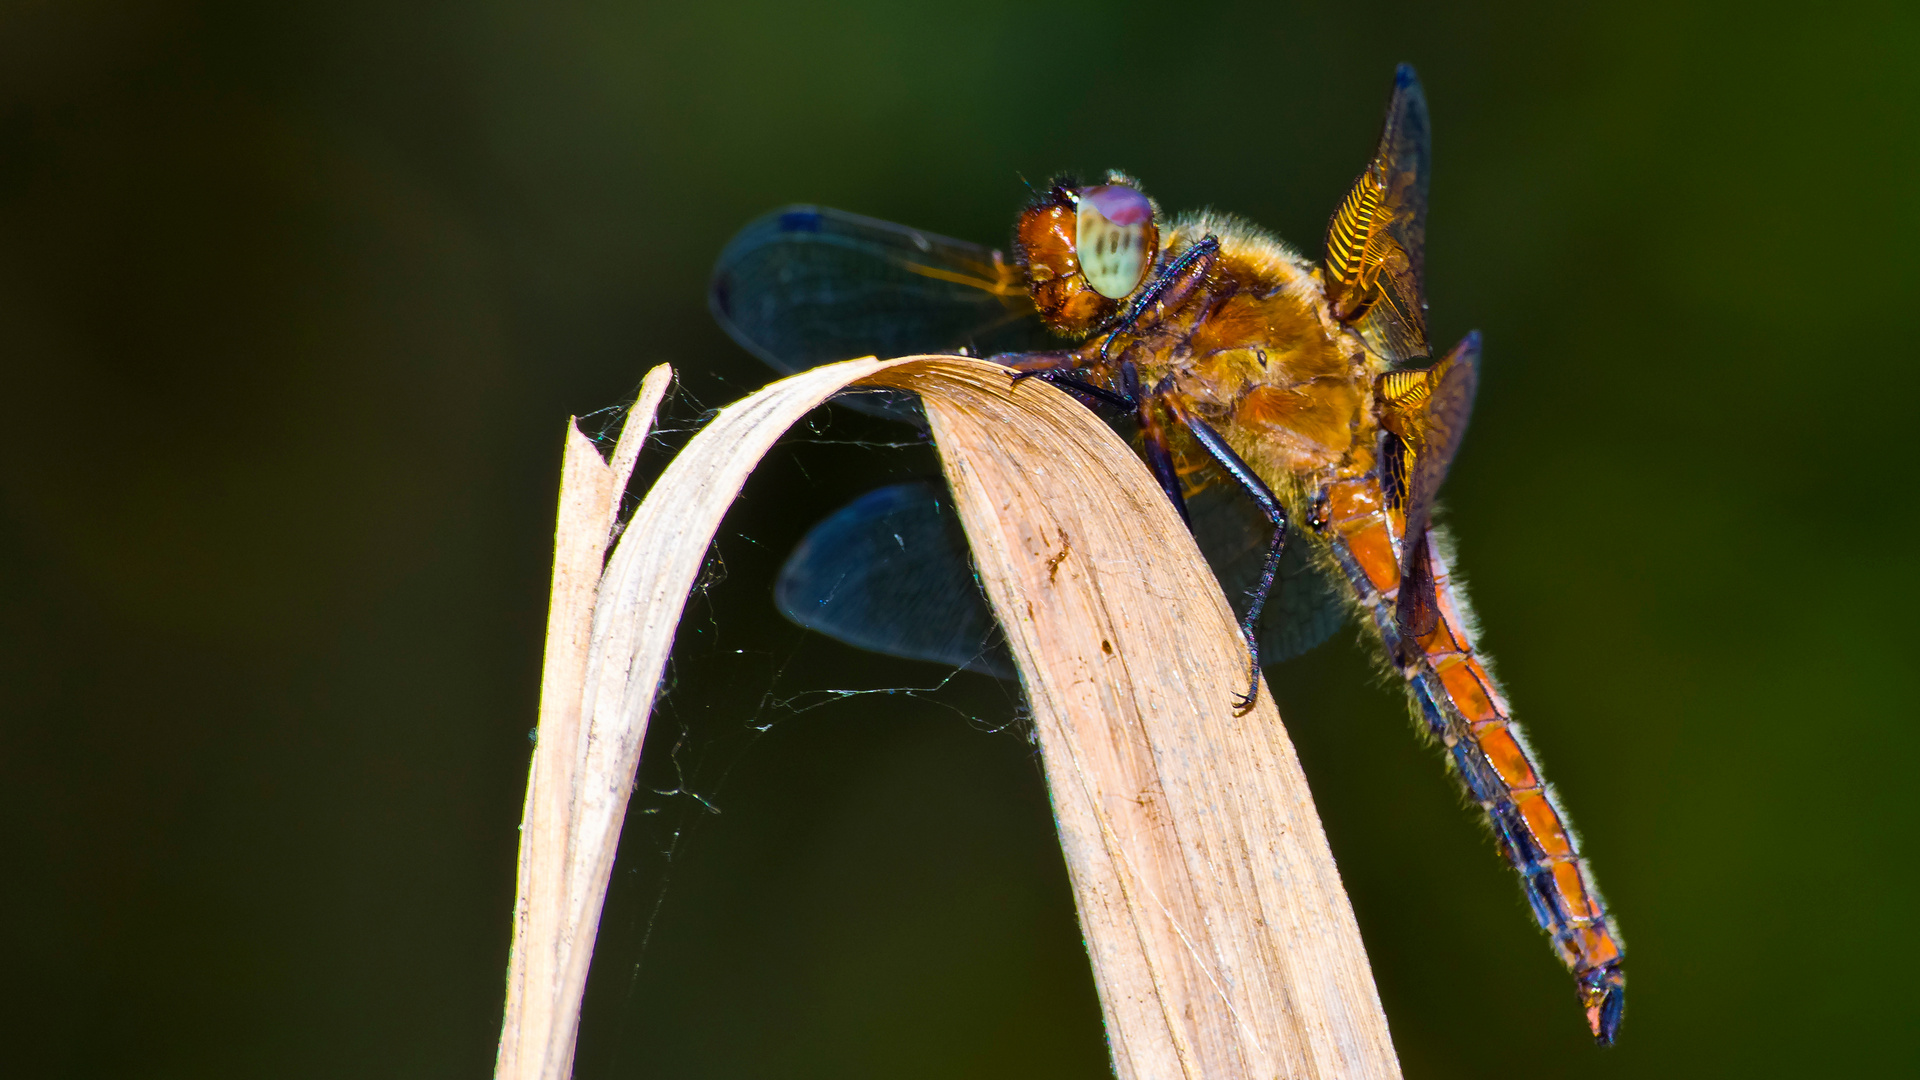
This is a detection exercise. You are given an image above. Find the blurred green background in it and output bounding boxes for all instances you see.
[2,1,1914,1077]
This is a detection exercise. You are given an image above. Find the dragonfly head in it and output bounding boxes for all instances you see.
[1016,174,1160,335]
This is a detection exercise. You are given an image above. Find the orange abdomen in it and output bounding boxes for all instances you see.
[1319,475,1626,1042]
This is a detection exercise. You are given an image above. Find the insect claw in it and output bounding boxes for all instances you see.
[1231,634,1262,716]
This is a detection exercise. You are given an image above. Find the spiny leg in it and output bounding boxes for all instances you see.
[1098,236,1220,365]
[1000,234,1219,399]
[1179,410,1287,714]
[999,350,1081,379]
[1128,365,1191,528]
[1000,351,1134,408]
[1027,372,1136,411]
[1012,357,1190,526]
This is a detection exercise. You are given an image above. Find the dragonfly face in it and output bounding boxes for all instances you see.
[710,63,1626,1046]
[1016,178,1161,329]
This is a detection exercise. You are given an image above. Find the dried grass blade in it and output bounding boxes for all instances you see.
[867,358,1402,1080]
[496,365,673,1080]
[536,357,897,1078]
[499,355,1399,1080]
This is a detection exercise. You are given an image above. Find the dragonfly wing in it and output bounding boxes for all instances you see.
[1260,539,1350,663]
[778,476,1347,679]
[1323,64,1431,363]
[710,205,1055,418]
[775,479,1013,677]
[1378,331,1480,638]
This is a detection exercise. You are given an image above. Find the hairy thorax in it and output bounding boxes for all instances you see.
[1121,215,1385,496]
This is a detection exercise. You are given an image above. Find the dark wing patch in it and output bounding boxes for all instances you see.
[1377,331,1480,638]
[775,480,1012,677]
[710,205,1053,418]
[1324,64,1432,363]
[777,477,1348,678]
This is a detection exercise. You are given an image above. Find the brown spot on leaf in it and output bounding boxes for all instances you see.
[1045,530,1072,582]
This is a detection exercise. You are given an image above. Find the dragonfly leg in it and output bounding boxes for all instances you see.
[1098,235,1221,365]
[1040,374,1136,410]
[1178,409,1287,714]
[1128,365,1190,528]
[998,350,1079,376]
[998,350,1139,410]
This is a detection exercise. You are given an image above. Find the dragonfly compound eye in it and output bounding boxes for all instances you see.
[1075,184,1153,299]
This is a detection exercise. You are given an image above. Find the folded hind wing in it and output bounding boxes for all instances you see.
[774,480,1014,677]
[1324,64,1432,363]
[1377,331,1479,639]
[777,477,1350,677]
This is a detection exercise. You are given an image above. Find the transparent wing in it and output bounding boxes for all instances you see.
[775,480,1013,677]
[1323,64,1431,363]
[776,479,1347,677]
[710,205,1055,417]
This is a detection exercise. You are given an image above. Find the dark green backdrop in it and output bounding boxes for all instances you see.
[2,2,1913,1077]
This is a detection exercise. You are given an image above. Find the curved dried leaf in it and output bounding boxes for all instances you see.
[499,356,1401,1080]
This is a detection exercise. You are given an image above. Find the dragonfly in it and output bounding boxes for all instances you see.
[710,64,1625,1045]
